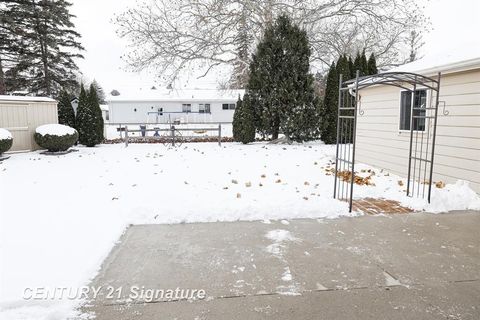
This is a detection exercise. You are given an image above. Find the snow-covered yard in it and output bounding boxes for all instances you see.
[0,142,479,319]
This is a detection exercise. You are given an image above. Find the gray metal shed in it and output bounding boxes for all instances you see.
[0,95,58,151]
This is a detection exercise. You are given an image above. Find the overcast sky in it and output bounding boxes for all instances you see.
[70,0,480,93]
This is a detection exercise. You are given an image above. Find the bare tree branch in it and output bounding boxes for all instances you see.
[115,0,428,87]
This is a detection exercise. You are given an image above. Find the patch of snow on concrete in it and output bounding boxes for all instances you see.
[384,272,402,287]
[265,229,299,243]
[281,267,293,281]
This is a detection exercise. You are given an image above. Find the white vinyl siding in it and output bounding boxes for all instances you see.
[0,100,58,152]
[109,101,237,123]
[355,69,480,193]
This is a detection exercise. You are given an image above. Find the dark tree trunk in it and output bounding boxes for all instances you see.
[271,115,280,140]
[0,57,6,95]
[39,18,50,96]
[40,41,50,95]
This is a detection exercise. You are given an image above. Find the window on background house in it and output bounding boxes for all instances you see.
[199,103,211,113]
[222,103,236,110]
[399,89,427,131]
[182,104,191,113]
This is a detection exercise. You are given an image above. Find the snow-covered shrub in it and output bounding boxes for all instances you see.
[0,128,13,155]
[34,124,78,152]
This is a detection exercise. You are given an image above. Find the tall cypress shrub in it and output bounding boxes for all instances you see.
[89,83,104,143]
[320,62,338,144]
[337,55,351,81]
[76,84,102,147]
[360,49,368,75]
[233,94,255,144]
[367,53,378,75]
[57,90,76,128]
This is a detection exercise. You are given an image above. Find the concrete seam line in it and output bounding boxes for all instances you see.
[98,284,420,308]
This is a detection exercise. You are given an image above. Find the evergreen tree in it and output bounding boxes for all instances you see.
[0,4,14,94]
[246,14,320,142]
[360,49,368,75]
[232,94,255,144]
[353,52,361,76]
[367,53,378,75]
[319,62,338,144]
[76,84,101,147]
[336,55,351,81]
[88,83,104,143]
[247,24,279,139]
[1,0,84,96]
[91,79,106,104]
[232,96,243,141]
[57,90,75,128]
[229,5,252,88]
[348,57,355,79]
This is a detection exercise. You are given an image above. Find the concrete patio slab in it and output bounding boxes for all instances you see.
[81,210,480,319]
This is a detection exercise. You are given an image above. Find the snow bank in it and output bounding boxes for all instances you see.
[0,128,12,140]
[350,163,480,213]
[35,124,76,136]
[0,142,478,319]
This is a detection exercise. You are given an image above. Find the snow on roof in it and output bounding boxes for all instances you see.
[100,104,109,111]
[107,89,245,103]
[389,45,480,75]
[0,95,56,103]
[346,46,480,90]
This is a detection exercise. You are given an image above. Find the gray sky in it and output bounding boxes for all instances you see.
[71,0,480,93]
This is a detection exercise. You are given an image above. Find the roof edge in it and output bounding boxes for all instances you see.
[106,97,241,103]
[402,57,480,76]
[0,95,56,103]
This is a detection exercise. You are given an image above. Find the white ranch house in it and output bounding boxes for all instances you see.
[106,89,244,124]
[356,51,480,193]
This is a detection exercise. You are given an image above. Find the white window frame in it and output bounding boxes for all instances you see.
[222,103,236,110]
[398,88,429,133]
[199,103,211,114]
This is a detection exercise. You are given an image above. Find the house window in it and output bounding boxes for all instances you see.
[199,103,211,113]
[400,89,427,131]
[222,103,236,110]
[182,104,191,113]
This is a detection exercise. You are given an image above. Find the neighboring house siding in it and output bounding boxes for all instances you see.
[108,101,236,124]
[356,69,480,193]
[0,100,58,151]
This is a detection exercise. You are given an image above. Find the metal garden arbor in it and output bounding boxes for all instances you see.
[333,71,442,212]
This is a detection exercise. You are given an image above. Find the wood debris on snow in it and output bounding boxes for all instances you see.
[324,167,376,186]
[435,181,446,189]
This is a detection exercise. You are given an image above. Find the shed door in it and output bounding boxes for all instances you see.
[0,104,32,151]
